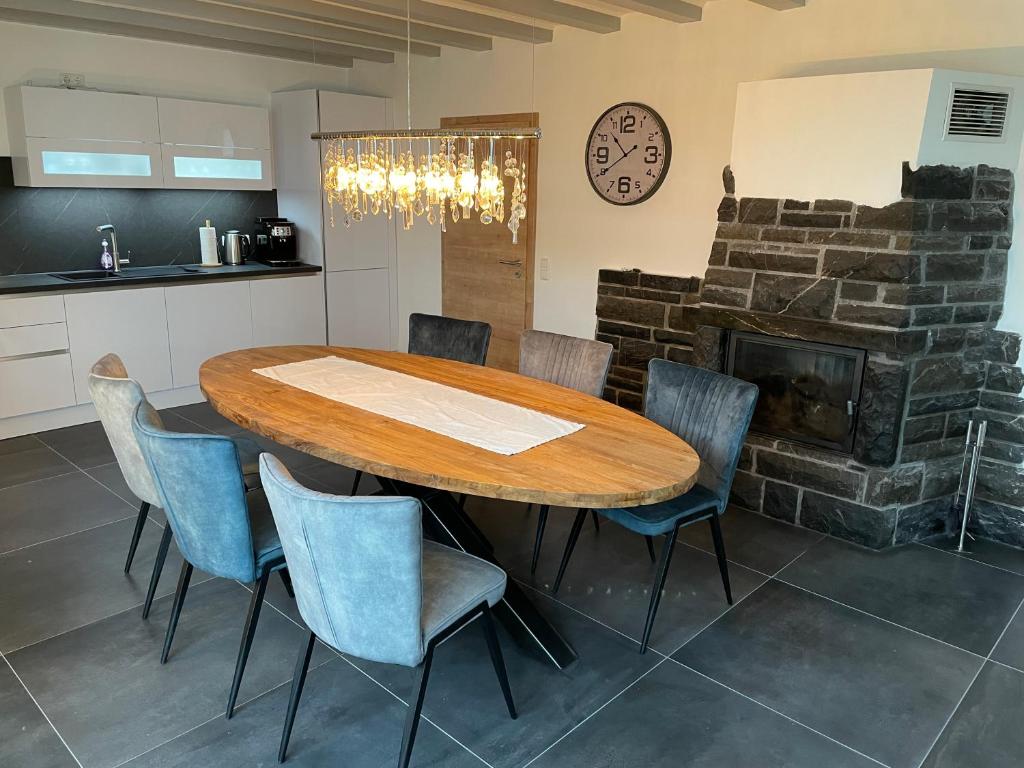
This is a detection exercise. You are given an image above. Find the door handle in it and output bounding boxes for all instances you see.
[499,259,523,266]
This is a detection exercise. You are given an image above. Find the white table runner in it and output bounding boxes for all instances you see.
[253,356,584,455]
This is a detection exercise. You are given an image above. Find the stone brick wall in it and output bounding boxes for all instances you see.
[595,162,1024,549]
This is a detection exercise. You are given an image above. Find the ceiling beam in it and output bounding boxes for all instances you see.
[598,0,701,23]
[209,0,493,50]
[321,0,553,44]
[454,0,620,34]
[745,0,805,9]
[72,0,439,56]
[0,6,353,66]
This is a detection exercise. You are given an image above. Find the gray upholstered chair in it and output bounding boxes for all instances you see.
[259,454,516,767]
[132,402,289,720]
[518,330,616,574]
[350,312,493,497]
[552,359,758,654]
[88,353,263,620]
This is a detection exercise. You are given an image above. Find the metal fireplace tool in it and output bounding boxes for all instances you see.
[952,419,988,553]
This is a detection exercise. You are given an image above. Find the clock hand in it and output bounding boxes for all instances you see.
[612,135,627,157]
[600,144,639,174]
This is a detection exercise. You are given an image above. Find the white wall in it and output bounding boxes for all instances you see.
[345,0,1024,341]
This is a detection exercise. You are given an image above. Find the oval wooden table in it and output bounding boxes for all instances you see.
[200,345,700,667]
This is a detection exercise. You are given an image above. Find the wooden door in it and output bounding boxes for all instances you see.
[441,113,538,371]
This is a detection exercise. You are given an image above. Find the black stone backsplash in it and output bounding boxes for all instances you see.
[0,157,277,275]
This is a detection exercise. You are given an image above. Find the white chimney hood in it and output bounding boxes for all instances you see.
[730,69,1024,206]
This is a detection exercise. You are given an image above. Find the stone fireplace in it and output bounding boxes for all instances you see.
[596,162,1024,550]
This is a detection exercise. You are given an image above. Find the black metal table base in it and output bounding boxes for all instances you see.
[378,477,578,669]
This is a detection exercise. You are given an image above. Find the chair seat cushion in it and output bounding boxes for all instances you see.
[246,489,284,575]
[421,541,506,644]
[232,436,263,490]
[599,484,723,536]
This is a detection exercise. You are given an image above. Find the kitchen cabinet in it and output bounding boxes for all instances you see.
[326,269,391,349]
[251,275,326,347]
[65,287,173,403]
[0,294,76,419]
[166,281,253,388]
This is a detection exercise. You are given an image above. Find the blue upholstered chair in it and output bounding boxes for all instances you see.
[518,330,615,574]
[350,312,493,497]
[259,454,516,767]
[88,353,262,620]
[552,359,758,654]
[132,402,289,720]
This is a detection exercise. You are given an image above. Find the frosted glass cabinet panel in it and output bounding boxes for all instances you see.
[21,138,163,188]
[161,145,273,190]
[41,150,152,177]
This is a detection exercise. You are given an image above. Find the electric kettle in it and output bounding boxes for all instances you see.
[221,231,251,265]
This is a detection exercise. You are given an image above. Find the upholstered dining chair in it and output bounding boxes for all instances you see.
[518,330,616,575]
[259,454,516,767]
[552,359,758,654]
[88,353,263,620]
[350,312,493,496]
[132,401,288,720]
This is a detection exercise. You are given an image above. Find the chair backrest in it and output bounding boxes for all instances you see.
[88,353,162,508]
[259,454,427,667]
[644,359,758,506]
[408,312,491,366]
[132,401,258,583]
[519,330,613,398]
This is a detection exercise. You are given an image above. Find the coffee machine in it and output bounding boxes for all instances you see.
[253,217,300,266]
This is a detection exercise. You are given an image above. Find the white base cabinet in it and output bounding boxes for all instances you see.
[65,287,172,403]
[0,294,75,419]
[166,281,254,389]
[326,269,391,349]
[252,274,326,347]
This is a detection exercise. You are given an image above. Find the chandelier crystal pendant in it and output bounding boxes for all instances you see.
[310,1,539,243]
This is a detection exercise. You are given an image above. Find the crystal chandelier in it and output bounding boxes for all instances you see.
[310,1,539,243]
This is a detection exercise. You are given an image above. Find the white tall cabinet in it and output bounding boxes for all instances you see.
[271,89,397,350]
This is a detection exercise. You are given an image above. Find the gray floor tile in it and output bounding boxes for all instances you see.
[779,538,1024,655]
[293,460,373,495]
[7,578,329,768]
[167,402,245,435]
[674,580,982,768]
[120,656,479,768]
[0,471,135,554]
[991,605,1024,671]
[86,461,143,507]
[924,536,1024,578]
[245,432,337,475]
[0,660,77,768]
[0,436,74,490]
[0,517,205,652]
[531,660,879,768]
[347,589,659,768]
[679,505,824,574]
[470,501,766,654]
[36,421,115,469]
[921,662,1024,768]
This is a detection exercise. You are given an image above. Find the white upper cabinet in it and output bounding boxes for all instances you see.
[158,98,273,191]
[14,86,160,142]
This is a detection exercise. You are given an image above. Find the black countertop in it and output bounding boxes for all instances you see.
[0,262,322,296]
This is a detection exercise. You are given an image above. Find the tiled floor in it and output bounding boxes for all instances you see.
[2,403,1024,768]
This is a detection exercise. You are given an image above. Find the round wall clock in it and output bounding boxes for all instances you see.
[585,102,671,206]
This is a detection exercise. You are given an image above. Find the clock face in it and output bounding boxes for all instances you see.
[586,102,671,206]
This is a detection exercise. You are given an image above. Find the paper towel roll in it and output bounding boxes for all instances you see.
[199,221,219,266]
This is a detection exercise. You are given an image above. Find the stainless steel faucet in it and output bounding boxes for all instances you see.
[96,224,129,272]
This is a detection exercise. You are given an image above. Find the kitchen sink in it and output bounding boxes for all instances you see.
[51,266,203,282]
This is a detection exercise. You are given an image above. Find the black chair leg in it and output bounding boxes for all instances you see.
[278,630,316,763]
[479,605,517,719]
[123,501,151,574]
[708,514,733,605]
[398,643,435,768]
[552,509,587,595]
[143,524,174,619]
[161,561,193,664]
[226,570,271,719]
[350,470,362,495]
[279,568,295,599]
[458,494,467,510]
[640,526,680,655]
[530,505,550,575]
[645,535,657,563]
[590,509,601,532]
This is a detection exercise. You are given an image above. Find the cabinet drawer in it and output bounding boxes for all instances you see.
[0,295,66,328]
[0,324,69,358]
[0,353,76,418]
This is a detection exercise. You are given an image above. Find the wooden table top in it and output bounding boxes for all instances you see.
[199,346,700,508]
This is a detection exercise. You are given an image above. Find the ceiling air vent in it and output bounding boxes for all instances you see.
[945,85,1011,142]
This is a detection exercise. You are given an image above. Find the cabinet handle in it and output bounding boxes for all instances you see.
[498,259,522,266]
[0,348,69,363]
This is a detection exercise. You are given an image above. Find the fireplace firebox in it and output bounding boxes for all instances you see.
[726,333,866,454]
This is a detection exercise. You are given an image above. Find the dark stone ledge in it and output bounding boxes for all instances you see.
[800,491,897,549]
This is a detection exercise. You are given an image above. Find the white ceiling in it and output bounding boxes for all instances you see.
[0,0,806,69]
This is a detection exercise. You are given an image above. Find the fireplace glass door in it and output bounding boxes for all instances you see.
[726,332,866,453]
